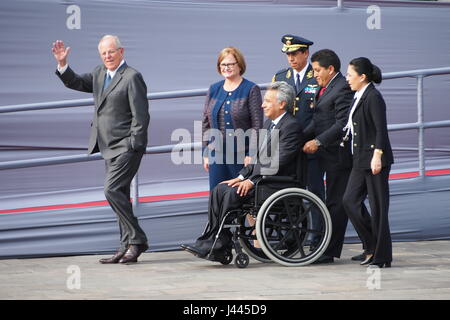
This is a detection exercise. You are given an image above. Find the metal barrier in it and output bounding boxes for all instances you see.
[1,67,450,208]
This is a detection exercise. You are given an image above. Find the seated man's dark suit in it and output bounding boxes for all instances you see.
[194,112,302,255]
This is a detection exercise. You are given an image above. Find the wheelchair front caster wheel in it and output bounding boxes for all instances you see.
[235,253,249,268]
[220,251,233,265]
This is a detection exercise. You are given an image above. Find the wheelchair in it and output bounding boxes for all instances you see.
[202,152,332,268]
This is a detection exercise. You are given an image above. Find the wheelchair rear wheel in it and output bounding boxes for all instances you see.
[255,188,332,266]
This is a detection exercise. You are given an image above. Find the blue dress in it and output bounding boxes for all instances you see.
[202,78,263,190]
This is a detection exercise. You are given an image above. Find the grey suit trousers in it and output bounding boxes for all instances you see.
[104,149,147,251]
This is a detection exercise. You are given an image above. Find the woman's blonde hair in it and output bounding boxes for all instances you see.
[216,47,246,76]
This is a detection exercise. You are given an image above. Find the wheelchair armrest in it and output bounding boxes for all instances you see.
[254,176,300,206]
[260,175,297,183]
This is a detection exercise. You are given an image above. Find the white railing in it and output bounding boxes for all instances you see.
[1,67,450,208]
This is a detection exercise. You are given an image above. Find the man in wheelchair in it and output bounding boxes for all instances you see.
[181,81,305,262]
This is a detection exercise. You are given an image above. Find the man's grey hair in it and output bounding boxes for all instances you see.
[99,35,122,49]
[268,81,295,113]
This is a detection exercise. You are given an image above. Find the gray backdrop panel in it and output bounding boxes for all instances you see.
[0,0,449,257]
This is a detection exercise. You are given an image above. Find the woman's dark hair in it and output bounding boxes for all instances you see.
[349,57,382,84]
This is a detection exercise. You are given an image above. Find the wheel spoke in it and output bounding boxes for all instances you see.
[302,201,313,215]
[293,230,306,257]
[256,190,331,266]
[295,201,312,225]
[282,198,297,225]
[272,229,292,251]
[264,217,291,229]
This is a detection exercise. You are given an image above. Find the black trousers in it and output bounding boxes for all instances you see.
[343,166,392,264]
[306,157,325,245]
[104,149,148,252]
[195,183,254,251]
[323,168,351,258]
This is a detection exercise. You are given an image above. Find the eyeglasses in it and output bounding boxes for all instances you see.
[220,62,238,69]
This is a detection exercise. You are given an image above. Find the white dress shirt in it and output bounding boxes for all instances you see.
[343,82,371,153]
[293,64,308,88]
[325,72,340,89]
[271,111,287,127]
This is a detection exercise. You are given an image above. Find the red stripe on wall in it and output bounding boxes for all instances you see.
[0,200,110,215]
[389,171,420,179]
[139,191,209,203]
[389,168,450,180]
[0,192,210,215]
[1,169,449,215]
[425,168,450,176]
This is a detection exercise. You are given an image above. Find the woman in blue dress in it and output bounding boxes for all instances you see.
[202,47,263,190]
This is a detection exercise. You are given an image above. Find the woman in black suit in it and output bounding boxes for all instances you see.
[343,57,394,268]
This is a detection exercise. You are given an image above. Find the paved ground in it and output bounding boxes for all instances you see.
[0,240,449,300]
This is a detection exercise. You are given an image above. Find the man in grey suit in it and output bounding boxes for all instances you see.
[52,35,150,264]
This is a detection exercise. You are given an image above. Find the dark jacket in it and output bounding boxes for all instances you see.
[202,78,263,154]
[303,72,354,171]
[273,64,318,131]
[239,113,303,183]
[349,83,394,169]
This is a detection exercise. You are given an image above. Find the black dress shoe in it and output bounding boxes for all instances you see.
[313,255,334,264]
[118,244,148,264]
[360,254,374,266]
[99,250,126,264]
[368,261,391,268]
[180,244,208,258]
[351,253,366,261]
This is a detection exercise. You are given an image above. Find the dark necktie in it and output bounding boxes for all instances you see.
[103,73,112,90]
[266,122,276,153]
[270,122,276,129]
[296,73,301,93]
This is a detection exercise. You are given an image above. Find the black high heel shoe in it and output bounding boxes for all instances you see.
[368,261,391,268]
[360,254,373,266]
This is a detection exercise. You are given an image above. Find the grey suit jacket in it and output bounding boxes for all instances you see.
[56,63,150,160]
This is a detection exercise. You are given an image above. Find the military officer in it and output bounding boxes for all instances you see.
[272,34,325,249]
[273,34,317,130]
